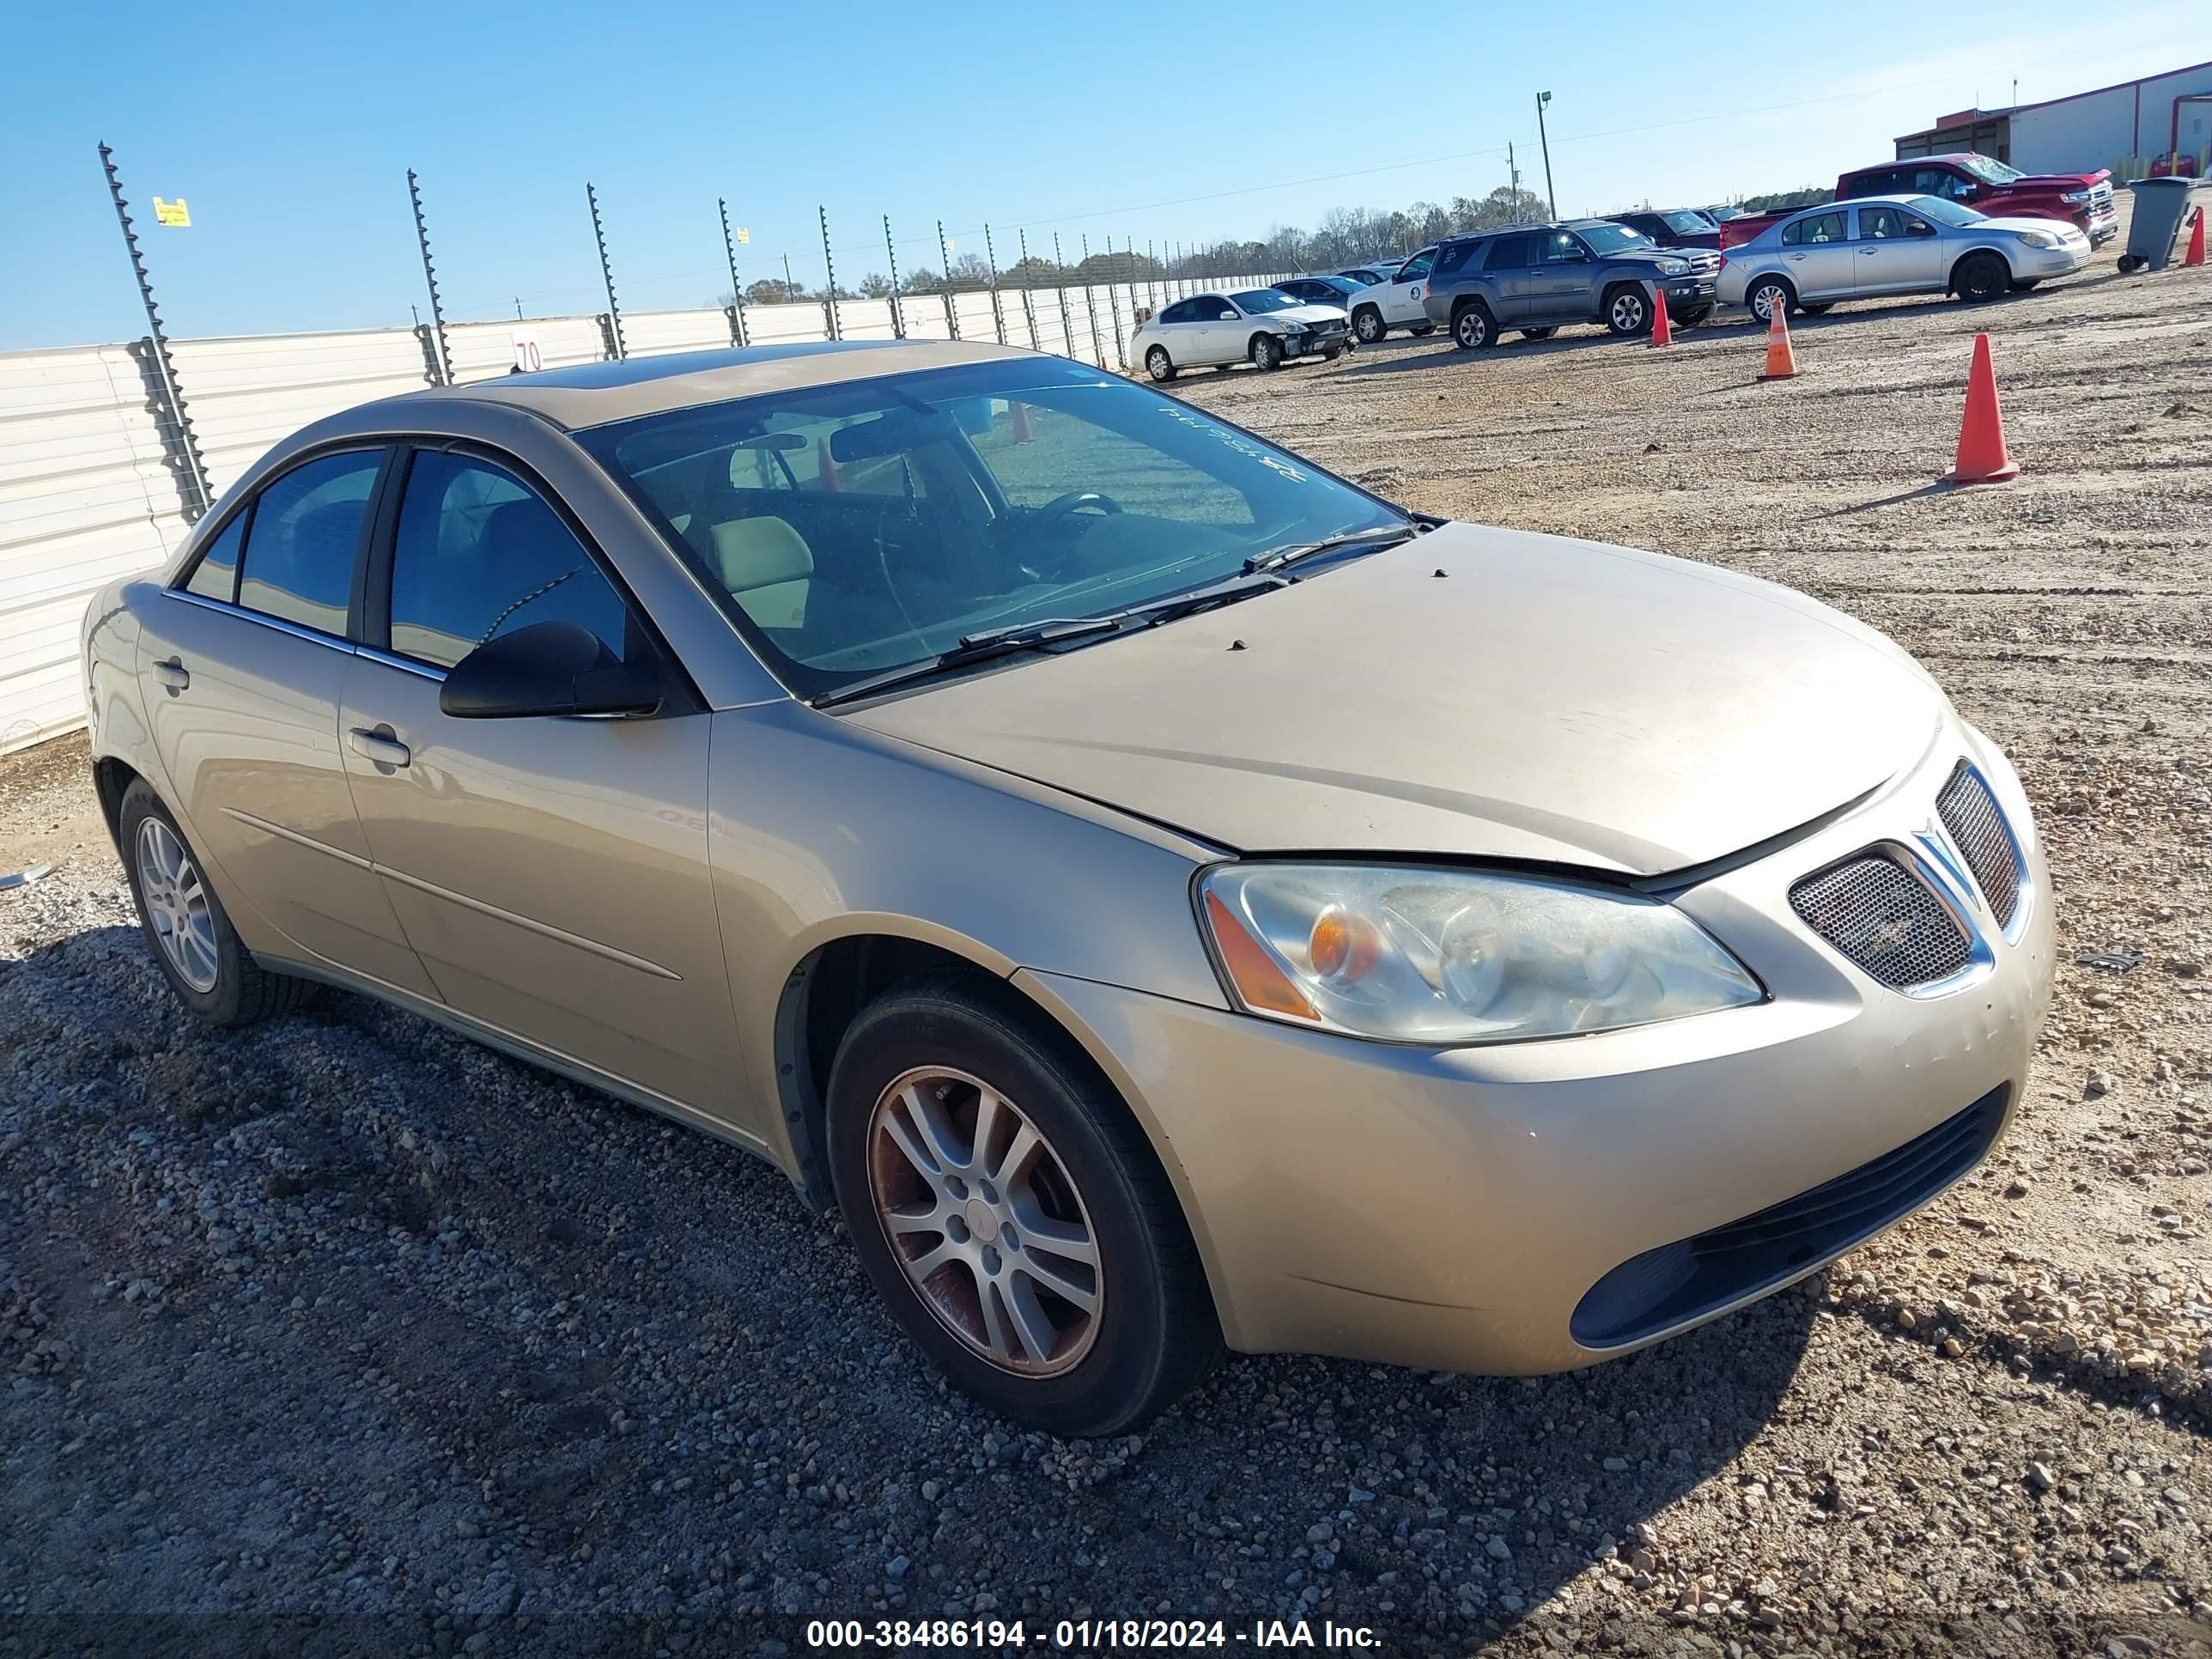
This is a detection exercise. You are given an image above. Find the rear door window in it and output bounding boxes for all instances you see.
[1433,242,1474,275]
[1484,234,1532,270]
[1781,211,1848,246]
[234,450,382,636]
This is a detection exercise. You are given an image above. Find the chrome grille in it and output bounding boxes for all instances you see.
[1936,763,2020,930]
[1790,855,1971,988]
[1683,250,1722,275]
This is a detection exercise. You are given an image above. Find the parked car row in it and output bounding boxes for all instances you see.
[1128,146,2108,383]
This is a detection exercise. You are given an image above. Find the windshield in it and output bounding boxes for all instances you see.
[1911,195,1986,227]
[1231,289,1300,313]
[1956,154,2024,185]
[1660,210,1711,234]
[578,360,1405,698]
[1580,223,1653,253]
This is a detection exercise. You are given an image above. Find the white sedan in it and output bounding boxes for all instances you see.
[1717,192,2090,320]
[1132,289,1352,381]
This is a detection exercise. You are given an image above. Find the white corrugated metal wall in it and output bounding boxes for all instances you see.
[0,271,1280,755]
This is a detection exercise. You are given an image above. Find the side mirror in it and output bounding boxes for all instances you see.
[440,620,666,720]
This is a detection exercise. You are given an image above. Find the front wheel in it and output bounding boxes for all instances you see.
[1954,252,2008,305]
[1351,306,1385,343]
[1249,333,1281,372]
[827,974,1221,1436]
[119,781,315,1027]
[1604,284,1651,337]
[1669,307,1711,330]
[1145,346,1176,383]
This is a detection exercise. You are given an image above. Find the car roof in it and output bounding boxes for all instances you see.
[376,338,1031,431]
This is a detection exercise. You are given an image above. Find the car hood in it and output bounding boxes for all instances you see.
[1273,302,1347,322]
[1977,214,2090,236]
[2005,167,2109,189]
[842,525,1947,876]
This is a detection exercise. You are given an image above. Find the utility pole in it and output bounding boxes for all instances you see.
[1535,91,1558,220]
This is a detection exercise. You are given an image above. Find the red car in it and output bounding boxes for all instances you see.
[1720,154,2118,249]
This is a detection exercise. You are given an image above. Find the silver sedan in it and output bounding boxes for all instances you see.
[1717,192,2090,320]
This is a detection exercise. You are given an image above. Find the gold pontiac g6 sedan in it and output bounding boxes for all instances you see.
[80,342,2055,1434]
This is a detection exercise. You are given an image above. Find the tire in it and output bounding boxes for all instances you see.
[1603,283,1651,337]
[1746,275,1795,325]
[1519,326,1558,340]
[1668,307,1710,330]
[826,972,1222,1436]
[1451,302,1497,350]
[1321,343,1346,361]
[1249,334,1281,372]
[2118,253,2145,274]
[1351,305,1386,344]
[1409,324,1436,336]
[118,780,315,1028]
[1145,346,1176,384]
[1954,252,2008,305]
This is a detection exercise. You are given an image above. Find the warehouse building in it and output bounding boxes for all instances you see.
[1894,59,2212,175]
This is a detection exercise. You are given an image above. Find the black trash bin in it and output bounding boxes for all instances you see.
[2118,177,2209,272]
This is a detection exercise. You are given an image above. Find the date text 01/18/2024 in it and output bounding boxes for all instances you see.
[804,1619,1386,1650]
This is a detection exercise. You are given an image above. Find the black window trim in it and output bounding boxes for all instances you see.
[163,441,397,653]
[358,438,703,715]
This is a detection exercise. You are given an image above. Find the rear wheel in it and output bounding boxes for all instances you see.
[827,973,1221,1436]
[1249,333,1281,372]
[1746,276,1795,325]
[1351,306,1385,343]
[1954,252,2008,304]
[119,780,314,1027]
[1451,302,1497,350]
[1145,346,1176,383]
[1604,283,1650,337]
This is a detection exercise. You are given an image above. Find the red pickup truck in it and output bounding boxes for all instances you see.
[1719,153,2118,249]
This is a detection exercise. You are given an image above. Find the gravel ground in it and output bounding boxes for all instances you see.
[6,230,2212,1657]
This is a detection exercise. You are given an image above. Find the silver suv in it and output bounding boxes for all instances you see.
[1421,221,1722,349]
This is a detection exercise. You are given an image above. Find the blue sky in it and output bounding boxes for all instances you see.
[4,0,2203,350]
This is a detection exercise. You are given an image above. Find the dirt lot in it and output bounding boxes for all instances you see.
[5,241,2212,1657]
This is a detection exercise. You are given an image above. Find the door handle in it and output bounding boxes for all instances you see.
[153,657,190,691]
[348,727,411,769]
[1786,253,1807,261]
[1860,247,1880,255]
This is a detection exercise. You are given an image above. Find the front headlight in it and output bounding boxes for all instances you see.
[1659,258,1689,276]
[1197,863,1763,1045]
[2014,229,2059,249]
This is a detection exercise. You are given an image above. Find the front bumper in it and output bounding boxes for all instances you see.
[2079,205,2118,246]
[1018,721,2055,1376]
[1661,276,1717,309]
[2016,237,2093,277]
[1279,323,1351,358]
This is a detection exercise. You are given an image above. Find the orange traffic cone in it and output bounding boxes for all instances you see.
[1649,283,1673,348]
[2185,206,2206,267]
[1941,332,2020,486]
[816,435,840,492]
[1758,290,1796,380]
[1011,402,1033,444]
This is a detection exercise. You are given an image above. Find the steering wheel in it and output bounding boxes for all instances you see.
[1020,491,1127,582]
[1033,489,1125,525]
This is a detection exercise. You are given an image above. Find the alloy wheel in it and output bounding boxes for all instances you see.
[137,817,219,993]
[1610,290,1648,333]
[866,1066,1103,1376]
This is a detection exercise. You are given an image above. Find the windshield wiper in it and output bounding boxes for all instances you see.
[809,616,1125,709]
[1242,521,1422,575]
